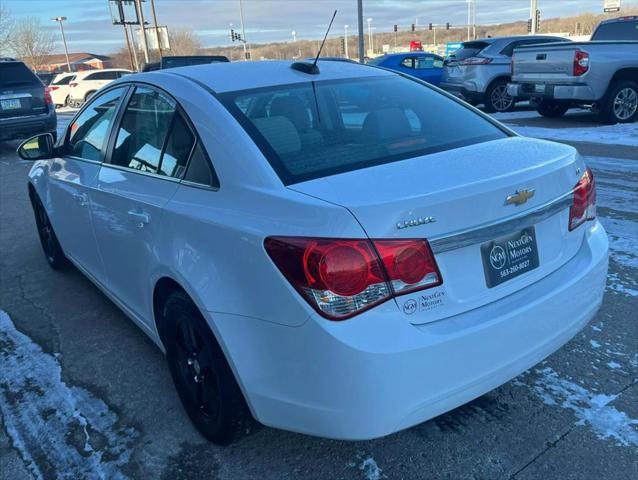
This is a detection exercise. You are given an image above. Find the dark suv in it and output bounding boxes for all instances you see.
[0,60,57,141]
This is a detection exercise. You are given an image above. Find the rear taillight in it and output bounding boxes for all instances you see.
[569,168,596,231]
[49,85,59,91]
[573,50,589,76]
[69,82,78,87]
[264,237,442,320]
[44,86,53,105]
[459,57,492,66]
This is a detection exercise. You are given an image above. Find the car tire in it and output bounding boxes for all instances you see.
[64,95,70,107]
[600,80,638,124]
[84,91,96,102]
[537,100,570,118]
[163,290,253,445]
[484,79,515,113]
[30,192,69,270]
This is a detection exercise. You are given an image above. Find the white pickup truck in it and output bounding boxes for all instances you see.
[507,16,638,123]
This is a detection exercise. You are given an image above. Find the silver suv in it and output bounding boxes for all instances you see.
[441,35,568,112]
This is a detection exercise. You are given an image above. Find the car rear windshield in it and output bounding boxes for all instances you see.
[219,75,507,185]
[52,75,75,85]
[0,62,40,88]
[446,41,490,62]
[592,20,638,41]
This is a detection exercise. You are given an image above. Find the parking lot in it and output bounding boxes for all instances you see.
[1,107,637,480]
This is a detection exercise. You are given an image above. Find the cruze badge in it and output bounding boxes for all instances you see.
[396,216,436,230]
[505,189,535,206]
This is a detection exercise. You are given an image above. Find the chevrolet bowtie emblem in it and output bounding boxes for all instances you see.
[505,189,535,206]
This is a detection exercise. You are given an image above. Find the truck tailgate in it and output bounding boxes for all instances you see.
[512,44,586,84]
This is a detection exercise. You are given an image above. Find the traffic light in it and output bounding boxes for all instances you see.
[245,51,251,60]
[340,37,346,54]
[411,23,415,32]
[535,9,541,31]
[445,22,450,30]
[428,23,433,30]
[527,19,532,33]
[393,24,397,32]
[230,29,235,40]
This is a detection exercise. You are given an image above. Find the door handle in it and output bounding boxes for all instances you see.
[72,193,88,206]
[127,209,151,228]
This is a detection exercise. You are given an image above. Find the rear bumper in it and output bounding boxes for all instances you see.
[212,221,608,440]
[0,109,56,140]
[440,82,484,103]
[507,82,597,101]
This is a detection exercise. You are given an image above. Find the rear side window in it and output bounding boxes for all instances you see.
[400,58,414,68]
[501,38,567,57]
[415,56,442,69]
[111,87,195,178]
[67,87,125,161]
[184,142,219,187]
[0,62,39,88]
[53,75,75,85]
[220,75,507,185]
[592,20,638,40]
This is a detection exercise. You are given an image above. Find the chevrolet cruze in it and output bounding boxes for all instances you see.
[18,60,608,445]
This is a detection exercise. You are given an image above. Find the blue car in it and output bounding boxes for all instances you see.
[368,52,444,86]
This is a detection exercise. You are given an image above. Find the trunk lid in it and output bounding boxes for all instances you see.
[289,137,586,324]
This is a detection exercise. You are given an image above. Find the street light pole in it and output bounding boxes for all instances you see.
[357,0,364,63]
[530,0,538,35]
[52,16,71,72]
[291,30,296,42]
[344,25,349,58]
[134,0,149,63]
[367,18,373,55]
[238,0,249,60]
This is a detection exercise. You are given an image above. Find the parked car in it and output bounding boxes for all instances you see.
[0,59,56,141]
[441,35,569,111]
[18,60,608,445]
[48,72,76,108]
[36,72,56,86]
[508,16,638,123]
[141,55,230,72]
[68,68,132,107]
[368,52,445,85]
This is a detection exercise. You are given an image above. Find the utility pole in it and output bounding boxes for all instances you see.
[473,0,476,39]
[238,0,250,60]
[530,0,538,34]
[134,0,149,63]
[149,0,162,60]
[367,18,373,55]
[357,0,364,63]
[344,25,349,58]
[128,23,140,71]
[467,0,472,41]
[52,16,71,72]
[123,25,135,70]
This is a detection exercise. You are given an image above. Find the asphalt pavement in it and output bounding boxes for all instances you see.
[1,107,637,480]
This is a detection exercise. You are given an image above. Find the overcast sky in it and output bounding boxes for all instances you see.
[5,0,638,54]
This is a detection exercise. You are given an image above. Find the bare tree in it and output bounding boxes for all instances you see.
[165,28,201,56]
[8,17,56,70]
[0,5,13,56]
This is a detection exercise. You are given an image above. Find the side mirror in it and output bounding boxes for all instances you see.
[17,133,55,160]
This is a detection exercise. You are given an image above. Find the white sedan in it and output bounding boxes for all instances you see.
[18,60,608,445]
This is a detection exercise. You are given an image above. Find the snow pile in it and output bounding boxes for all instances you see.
[533,367,638,447]
[359,457,384,480]
[0,310,137,479]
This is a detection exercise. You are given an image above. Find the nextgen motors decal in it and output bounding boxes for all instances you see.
[402,291,445,315]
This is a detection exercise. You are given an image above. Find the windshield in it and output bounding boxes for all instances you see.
[446,42,490,62]
[220,75,507,185]
[592,20,638,40]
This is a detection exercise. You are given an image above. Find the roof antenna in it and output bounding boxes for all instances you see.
[290,9,337,75]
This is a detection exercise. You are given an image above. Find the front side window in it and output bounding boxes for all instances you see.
[67,87,125,161]
[111,87,194,178]
[221,75,508,185]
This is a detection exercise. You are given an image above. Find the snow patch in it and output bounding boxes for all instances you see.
[509,123,638,147]
[607,361,621,370]
[359,457,384,480]
[533,367,638,447]
[0,310,137,479]
[589,340,601,349]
